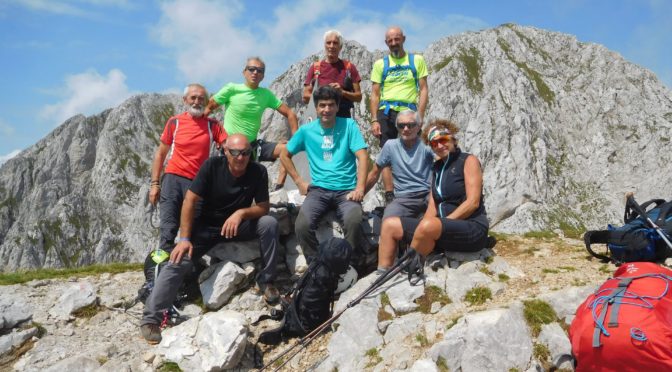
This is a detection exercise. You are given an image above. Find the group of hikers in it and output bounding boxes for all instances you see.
[139,26,490,345]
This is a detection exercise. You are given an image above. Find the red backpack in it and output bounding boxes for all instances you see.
[569,262,672,371]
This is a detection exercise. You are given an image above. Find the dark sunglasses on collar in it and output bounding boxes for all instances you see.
[228,148,252,157]
[396,122,418,130]
[245,66,265,74]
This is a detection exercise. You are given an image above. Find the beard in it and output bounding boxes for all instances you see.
[390,47,403,58]
[188,104,204,117]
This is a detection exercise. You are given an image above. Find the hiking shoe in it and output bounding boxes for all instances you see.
[272,183,284,192]
[486,236,497,249]
[257,283,280,305]
[140,323,162,345]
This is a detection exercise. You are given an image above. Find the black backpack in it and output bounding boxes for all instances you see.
[584,199,672,264]
[255,237,352,345]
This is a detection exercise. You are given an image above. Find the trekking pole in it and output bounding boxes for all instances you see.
[626,192,672,252]
[261,250,418,371]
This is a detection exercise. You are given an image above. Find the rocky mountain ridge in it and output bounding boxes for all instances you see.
[1,23,672,270]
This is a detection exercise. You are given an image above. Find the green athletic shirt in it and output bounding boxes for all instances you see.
[370,54,428,111]
[211,83,282,142]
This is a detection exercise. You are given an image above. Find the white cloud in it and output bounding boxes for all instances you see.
[40,69,135,124]
[0,150,21,165]
[151,0,489,86]
[0,119,15,136]
[13,0,132,16]
[152,0,256,84]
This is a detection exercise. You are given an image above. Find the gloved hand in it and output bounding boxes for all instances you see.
[404,249,424,283]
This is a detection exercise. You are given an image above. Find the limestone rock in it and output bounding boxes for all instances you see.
[199,261,248,310]
[43,355,101,372]
[156,310,248,371]
[205,240,262,264]
[410,359,439,372]
[0,294,32,329]
[538,322,573,369]
[48,281,97,320]
[430,303,533,371]
[538,284,597,323]
[0,327,38,356]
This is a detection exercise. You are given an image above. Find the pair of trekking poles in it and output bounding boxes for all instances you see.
[259,249,422,371]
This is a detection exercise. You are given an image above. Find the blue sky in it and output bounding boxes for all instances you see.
[1,0,671,164]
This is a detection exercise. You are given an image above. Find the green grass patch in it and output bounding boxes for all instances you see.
[378,306,393,322]
[572,278,587,286]
[488,231,509,242]
[599,264,611,274]
[32,322,47,338]
[533,342,551,361]
[484,255,494,264]
[523,247,540,256]
[365,348,382,367]
[72,302,103,319]
[523,299,557,337]
[416,285,452,313]
[416,332,429,347]
[0,262,143,286]
[158,362,182,372]
[457,47,484,94]
[380,292,391,307]
[464,286,492,306]
[433,56,453,72]
[436,356,449,371]
[498,273,510,282]
[479,266,493,276]
[558,266,576,272]
[542,268,559,274]
[524,230,557,239]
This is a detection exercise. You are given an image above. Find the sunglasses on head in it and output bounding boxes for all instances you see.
[228,148,252,157]
[245,66,265,74]
[429,135,452,147]
[396,122,418,130]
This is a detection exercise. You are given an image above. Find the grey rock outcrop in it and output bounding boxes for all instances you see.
[429,303,534,371]
[156,310,248,371]
[48,281,97,320]
[198,261,249,310]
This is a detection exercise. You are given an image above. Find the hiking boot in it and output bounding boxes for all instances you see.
[258,283,280,305]
[140,323,162,345]
[272,183,284,192]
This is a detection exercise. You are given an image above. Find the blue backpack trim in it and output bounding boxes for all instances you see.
[380,53,419,114]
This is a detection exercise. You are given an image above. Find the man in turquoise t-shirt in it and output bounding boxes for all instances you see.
[370,27,429,204]
[280,86,368,270]
[205,57,298,190]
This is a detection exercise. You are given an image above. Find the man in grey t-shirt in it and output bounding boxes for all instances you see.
[365,109,434,220]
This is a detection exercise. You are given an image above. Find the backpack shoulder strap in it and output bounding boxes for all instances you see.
[313,60,321,79]
[381,55,390,91]
[343,59,352,78]
[167,118,179,161]
[408,53,419,90]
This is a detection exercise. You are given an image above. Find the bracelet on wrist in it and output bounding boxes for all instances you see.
[371,120,379,124]
[177,237,190,242]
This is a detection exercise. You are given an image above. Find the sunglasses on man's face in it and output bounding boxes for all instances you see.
[245,66,265,74]
[228,148,252,157]
[429,135,452,148]
[396,122,418,130]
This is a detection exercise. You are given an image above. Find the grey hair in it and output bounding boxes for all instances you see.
[245,56,265,68]
[395,109,420,124]
[183,83,207,97]
[323,29,343,45]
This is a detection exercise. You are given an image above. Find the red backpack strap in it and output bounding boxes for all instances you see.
[313,61,321,79]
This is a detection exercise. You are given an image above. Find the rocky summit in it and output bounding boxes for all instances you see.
[2,20,672,368]
[1,23,671,272]
[0,24,672,271]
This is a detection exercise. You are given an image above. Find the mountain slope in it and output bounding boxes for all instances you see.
[1,24,671,270]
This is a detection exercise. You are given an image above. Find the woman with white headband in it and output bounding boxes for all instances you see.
[377,118,489,270]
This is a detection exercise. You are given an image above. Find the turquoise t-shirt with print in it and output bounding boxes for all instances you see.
[286,117,367,191]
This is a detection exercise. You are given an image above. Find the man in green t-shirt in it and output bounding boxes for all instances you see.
[369,26,429,204]
[205,57,299,190]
